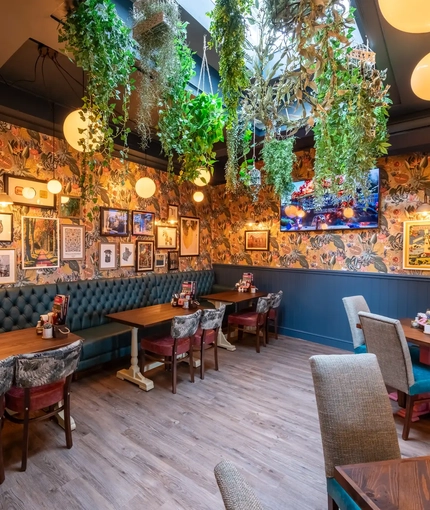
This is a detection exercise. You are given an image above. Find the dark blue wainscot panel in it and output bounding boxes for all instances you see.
[212,264,430,351]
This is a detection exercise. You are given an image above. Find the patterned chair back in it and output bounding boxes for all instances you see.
[200,305,226,331]
[270,290,283,309]
[14,340,83,389]
[256,297,270,315]
[170,309,202,339]
[0,355,15,395]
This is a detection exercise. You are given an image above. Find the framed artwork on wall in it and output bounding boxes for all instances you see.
[245,230,270,251]
[168,251,179,271]
[5,174,56,209]
[59,196,81,219]
[179,216,200,256]
[155,253,166,268]
[156,226,177,249]
[136,240,154,272]
[0,213,13,242]
[0,249,16,284]
[119,242,135,267]
[132,210,155,236]
[167,204,178,223]
[99,242,116,270]
[403,220,430,270]
[22,216,59,269]
[100,208,129,236]
[60,224,85,261]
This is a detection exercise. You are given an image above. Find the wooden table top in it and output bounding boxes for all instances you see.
[399,318,430,348]
[200,290,266,304]
[106,303,202,329]
[335,455,430,510]
[0,329,83,361]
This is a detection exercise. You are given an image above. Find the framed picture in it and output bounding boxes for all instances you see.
[22,217,59,269]
[136,240,154,272]
[403,220,430,269]
[132,210,155,236]
[99,242,116,270]
[120,242,135,267]
[0,213,13,242]
[245,230,270,251]
[60,224,85,261]
[5,174,56,208]
[168,251,179,271]
[155,253,166,268]
[180,216,200,256]
[167,204,178,223]
[156,226,177,249]
[59,196,81,219]
[0,249,16,284]
[100,208,129,236]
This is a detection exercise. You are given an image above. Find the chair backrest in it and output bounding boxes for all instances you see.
[342,295,370,349]
[214,460,263,510]
[0,355,15,395]
[14,340,83,388]
[170,309,202,339]
[309,353,400,478]
[270,290,283,310]
[358,311,414,393]
[200,305,226,331]
[256,297,270,315]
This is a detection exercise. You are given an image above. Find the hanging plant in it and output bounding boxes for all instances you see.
[261,138,296,199]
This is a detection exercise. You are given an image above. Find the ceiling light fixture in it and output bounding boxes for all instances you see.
[135,177,156,198]
[193,168,211,187]
[411,53,430,100]
[47,103,62,195]
[378,0,430,33]
[193,191,204,202]
[63,109,103,152]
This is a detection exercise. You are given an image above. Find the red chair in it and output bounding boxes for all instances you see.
[0,355,15,484]
[194,305,226,379]
[227,297,271,353]
[140,309,202,393]
[267,290,283,340]
[5,341,82,472]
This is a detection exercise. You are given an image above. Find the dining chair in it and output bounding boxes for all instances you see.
[140,309,202,394]
[359,311,430,440]
[5,340,83,472]
[267,290,283,341]
[227,296,271,353]
[310,353,401,510]
[0,355,15,484]
[214,459,263,510]
[342,295,370,353]
[194,305,226,379]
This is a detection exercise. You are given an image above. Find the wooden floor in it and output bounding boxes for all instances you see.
[2,335,430,509]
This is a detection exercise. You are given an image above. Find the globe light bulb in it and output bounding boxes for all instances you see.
[378,0,430,33]
[63,110,103,152]
[135,177,156,198]
[193,191,204,202]
[47,179,62,195]
[60,196,70,204]
[193,168,211,187]
[411,52,430,100]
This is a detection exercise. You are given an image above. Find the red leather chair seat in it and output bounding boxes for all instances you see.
[194,327,216,345]
[6,380,65,413]
[268,308,277,319]
[228,311,259,327]
[141,335,191,357]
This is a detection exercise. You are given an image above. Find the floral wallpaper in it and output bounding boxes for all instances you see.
[0,122,212,286]
[209,149,430,275]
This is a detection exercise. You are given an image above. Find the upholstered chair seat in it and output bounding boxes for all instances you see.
[228,311,261,327]
[6,380,65,412]
[194,327,216,344]
[141,336,191,357]
[0,355,16,484]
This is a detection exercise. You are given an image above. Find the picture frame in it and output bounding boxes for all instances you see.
[168,251,179,271]
[132,210,155,236]
[59,195,81,219]
[179,216,200,257]
[156,225,177,250]
[403,220,430,270]
[245,230,270,251]
[0,249,16,284]
[155,253,166,268]
[136,240,154,272]
[60,224,85,261]
[5,174,56,209]
[167,204,178,223]
[100,208,129,237]
[0,213,13,242]
[99,242,117,270]
[22,217,59,269]
[119,242,135,267]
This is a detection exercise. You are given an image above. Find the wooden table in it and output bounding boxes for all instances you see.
[200,291,266,351]
[335,456,430,510]
[400,318,430,364]
[106,303,203,391]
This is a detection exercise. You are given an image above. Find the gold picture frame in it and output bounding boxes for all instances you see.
[403,220,430,270]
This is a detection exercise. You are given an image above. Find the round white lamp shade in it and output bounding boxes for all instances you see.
[411,52,430,100]
[379,0,430,33]
[47,179,62,195]
[193,191,204,202]
[135,177,156,198]
[63,110,103,152]
[193,168,211,187]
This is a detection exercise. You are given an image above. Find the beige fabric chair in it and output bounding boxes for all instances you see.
[358,311,430,440]
[342,295,369,352]
[310,353,400,510]
[214,460,263,510]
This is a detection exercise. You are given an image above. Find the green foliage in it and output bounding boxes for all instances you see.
[261,138,296,199]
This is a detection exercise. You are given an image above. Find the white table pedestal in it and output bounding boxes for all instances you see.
[208,300,236,351]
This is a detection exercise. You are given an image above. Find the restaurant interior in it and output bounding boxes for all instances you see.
[1,0,430,509]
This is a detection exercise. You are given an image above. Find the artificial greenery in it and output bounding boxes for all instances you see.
[261,138,296,198]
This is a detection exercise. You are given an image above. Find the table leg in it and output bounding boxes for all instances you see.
[54,404,76,431]
[208,300,236,351]
[117,327,154,391]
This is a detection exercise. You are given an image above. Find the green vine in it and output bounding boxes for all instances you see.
[261,138,296,199]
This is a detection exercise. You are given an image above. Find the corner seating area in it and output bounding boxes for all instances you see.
[0,270,223,373]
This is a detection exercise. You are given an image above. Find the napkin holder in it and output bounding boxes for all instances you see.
[53,325,70,339]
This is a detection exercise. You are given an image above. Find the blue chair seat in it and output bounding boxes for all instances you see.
[327,478,360,510]
[355,344,420,362]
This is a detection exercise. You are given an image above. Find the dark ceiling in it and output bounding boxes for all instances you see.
[0,0,430,185]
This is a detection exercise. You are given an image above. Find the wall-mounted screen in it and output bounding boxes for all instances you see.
[280,168,380,232]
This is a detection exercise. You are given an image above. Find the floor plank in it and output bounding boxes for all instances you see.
[1,335,430,509]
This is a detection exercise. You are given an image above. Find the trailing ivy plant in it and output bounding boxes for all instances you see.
[58,0,136,195]
[261,138,296,199]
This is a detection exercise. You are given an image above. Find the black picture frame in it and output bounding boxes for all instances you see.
[5,174,56,209]
[136,240,154,272]
[168,250,179,271]
[0,213,13,242]
[100,207,129,237]
[244,230,270,251]
[132,210,155,236]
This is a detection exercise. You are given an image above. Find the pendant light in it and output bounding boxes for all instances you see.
[63,109,103,152]
[193,168,211,187]
[193,191,204,202]
[135,177,156,198]
[378,0,430,33]
[47,103,62,195]
[0,190,13,207]
[411,52,430,100]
